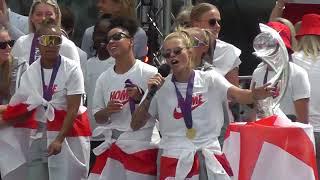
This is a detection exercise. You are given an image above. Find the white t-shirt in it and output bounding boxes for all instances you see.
[84,56,115,133]
[16,56,84,114]
[293,51,320,131]
[77,47,88,73]
[148,70,233,147]
[12,33,80,66]
[212,39,242,76]
[251,62,310,117]
[93,60,157,131]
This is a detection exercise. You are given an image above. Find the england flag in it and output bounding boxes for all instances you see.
[223,115,318,180]
[284,0,320,24]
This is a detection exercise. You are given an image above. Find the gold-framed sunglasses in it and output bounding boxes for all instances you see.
[38,35,62,47]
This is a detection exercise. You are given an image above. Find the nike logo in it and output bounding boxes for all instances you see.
[173,95,205,119]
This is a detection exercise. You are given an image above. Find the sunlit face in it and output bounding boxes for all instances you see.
[106,28,132,58]
[96,0,121,15]
[31,3,57,31]
[162,38,192,74]
[0,31,12,64]
[193,9,221,39]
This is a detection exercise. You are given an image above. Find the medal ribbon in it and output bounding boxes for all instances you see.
[172,70,195,129]
[41,56,61,101]
[263,68,269,84]
[124,79,144,115]
[29,34,39,65]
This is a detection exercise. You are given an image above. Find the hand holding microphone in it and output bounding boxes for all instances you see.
[146,64,171,100]
[147,74,165,92]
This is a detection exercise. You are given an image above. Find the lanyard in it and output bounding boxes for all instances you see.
[172,70,195,129]
[124,79,136,114]
[29,34,39,65]
[263,67,269,84]
[40,56,61,101]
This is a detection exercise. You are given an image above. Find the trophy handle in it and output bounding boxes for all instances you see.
[253,23,290,118]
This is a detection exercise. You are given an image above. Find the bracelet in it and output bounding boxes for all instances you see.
[275,1,285,10]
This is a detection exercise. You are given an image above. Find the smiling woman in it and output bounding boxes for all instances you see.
[0,26,14,105]
[11,0,80,77]
[81,0,148,59]
[88,17,159,180]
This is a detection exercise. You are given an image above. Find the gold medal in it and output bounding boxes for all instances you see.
[186,128,196,139]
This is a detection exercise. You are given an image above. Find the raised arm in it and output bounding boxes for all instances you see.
[269,0,287,21]
[131,74,164,131]
[131,97,152,131]
[228,82,275,104]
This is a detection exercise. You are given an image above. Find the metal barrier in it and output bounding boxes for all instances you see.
[136,0,194,66]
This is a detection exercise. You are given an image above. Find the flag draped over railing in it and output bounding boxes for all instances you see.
[223,115,318,180]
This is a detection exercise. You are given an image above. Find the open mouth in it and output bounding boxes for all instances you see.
[171,59,179,65]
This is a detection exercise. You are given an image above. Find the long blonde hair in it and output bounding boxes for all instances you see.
[297,35,320,59]
[0,27,12,99]
[180,27,214,68]
[274,17,298,52]
[28,0,61,33]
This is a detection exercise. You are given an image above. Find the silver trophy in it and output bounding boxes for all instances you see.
[252,23,290,118]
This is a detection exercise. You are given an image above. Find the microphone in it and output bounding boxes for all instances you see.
[146,64,171,100]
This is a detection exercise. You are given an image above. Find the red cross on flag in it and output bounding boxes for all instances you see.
[223,115,318,180]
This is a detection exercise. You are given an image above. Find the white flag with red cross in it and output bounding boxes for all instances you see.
[223,115,318,180]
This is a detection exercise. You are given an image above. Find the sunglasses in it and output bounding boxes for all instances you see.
[106,32,130,44]
[161,47,185,59]
[208,18,221,27]
[193,36,208,48]
[0,40,15,49]
[38,35,62,47]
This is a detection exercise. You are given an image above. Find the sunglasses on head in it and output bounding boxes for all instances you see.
[193,36,208,48]
[208,18,221,27]
[0,40,15,49]
[161,47,185,59]
[106,32,130,44]
[38,35,62,47]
